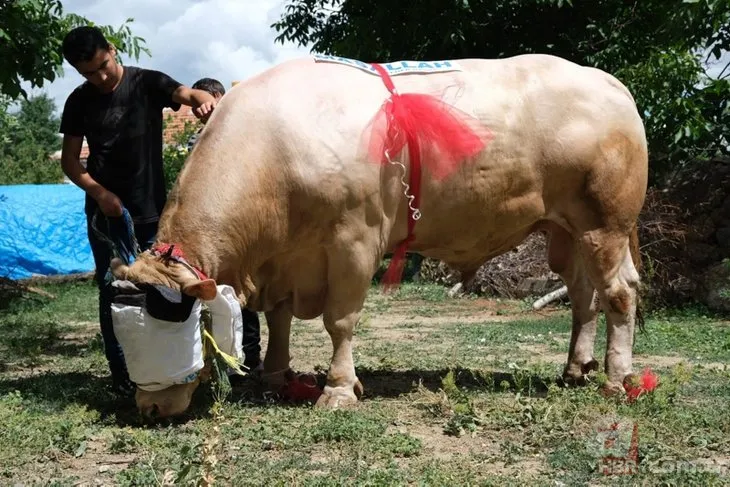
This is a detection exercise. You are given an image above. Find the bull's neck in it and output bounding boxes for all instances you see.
[157,174,286,302]
[155,211,260,300]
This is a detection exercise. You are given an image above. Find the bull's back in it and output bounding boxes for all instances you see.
[235,53,644,178]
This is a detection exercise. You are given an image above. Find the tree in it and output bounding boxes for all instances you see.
[0,0,150,99]
[15,93,60,152]
[162,118,201,193]
[272,0,730,182]
[0,94,64,184]
[0,95,15,146]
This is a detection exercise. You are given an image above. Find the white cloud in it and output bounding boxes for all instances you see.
[22,0,312,113]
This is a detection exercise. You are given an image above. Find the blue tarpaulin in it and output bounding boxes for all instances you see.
[0,184,94,280]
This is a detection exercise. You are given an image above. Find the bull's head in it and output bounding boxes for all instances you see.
[112,251,216,301]
[111,250,218,420]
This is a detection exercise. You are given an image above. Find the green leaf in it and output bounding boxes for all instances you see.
[1,3,148,98]
[74,440,87,458]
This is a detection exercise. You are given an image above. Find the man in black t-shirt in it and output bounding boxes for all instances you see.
[58,26,218,396]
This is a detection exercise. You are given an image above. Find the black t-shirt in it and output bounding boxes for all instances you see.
[59,66,183,224]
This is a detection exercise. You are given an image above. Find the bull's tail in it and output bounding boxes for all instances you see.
[629,224,646,333]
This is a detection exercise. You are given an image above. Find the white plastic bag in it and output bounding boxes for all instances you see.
[204,285,244,361]
[111,300,204,391]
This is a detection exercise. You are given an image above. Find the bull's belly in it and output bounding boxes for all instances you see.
[400,178,549,274]
[413,220,541,276]
[248,247,330,319]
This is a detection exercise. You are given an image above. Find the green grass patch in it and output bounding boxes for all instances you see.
[1,281,729,484]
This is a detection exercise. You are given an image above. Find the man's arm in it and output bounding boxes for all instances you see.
[61,135,122,217]
[172,86,217,122]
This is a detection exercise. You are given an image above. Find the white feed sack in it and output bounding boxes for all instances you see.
[111,284,243,391]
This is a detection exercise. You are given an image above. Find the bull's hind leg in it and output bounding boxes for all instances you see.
[316,240,374,408]
[546,223,600,383]
[578,229,641,392]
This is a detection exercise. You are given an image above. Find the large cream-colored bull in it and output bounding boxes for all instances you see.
[112,53,648,419]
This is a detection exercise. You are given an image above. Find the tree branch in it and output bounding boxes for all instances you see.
[717,60,730,79]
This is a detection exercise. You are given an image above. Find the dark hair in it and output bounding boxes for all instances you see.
[192,78,226,97]
[62,26,110,66]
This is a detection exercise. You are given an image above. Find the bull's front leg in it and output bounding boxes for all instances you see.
[316,243,372,408]
[318,308,365,408]
[261,304,293,390]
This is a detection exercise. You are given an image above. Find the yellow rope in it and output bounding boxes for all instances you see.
[202,328,248,376]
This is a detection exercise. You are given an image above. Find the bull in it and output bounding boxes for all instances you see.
[112,53,648,419]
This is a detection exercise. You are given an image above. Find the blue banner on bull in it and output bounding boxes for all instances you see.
[0,184,94,280]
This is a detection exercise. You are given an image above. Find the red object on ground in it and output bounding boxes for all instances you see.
[623,367,660,402]
[279,372,322,402]
[365,63,492,290]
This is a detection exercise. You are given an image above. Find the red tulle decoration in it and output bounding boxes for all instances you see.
[366,92,492,180]
[365,63,492,290]
[623,367,660,402]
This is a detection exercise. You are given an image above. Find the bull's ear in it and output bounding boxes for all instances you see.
[110,258,129,279]
[182,278,217,300]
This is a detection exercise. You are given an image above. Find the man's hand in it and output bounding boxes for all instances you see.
[172,86,218,122]
[61,135,123,218]
[193,99,216,122]
[94,188,124,217]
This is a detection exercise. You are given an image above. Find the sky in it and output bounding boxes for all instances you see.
[22,0,313,114]
[22,1,729,115]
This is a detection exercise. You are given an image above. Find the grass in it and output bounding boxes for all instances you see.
[1,281,729,485]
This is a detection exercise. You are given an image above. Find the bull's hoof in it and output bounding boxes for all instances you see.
[561,359,599,386]
[600,379,626,398]
[315,385,360,409]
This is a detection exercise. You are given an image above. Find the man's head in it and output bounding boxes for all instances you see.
[192,78,226,100]
[62,26,122,93]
